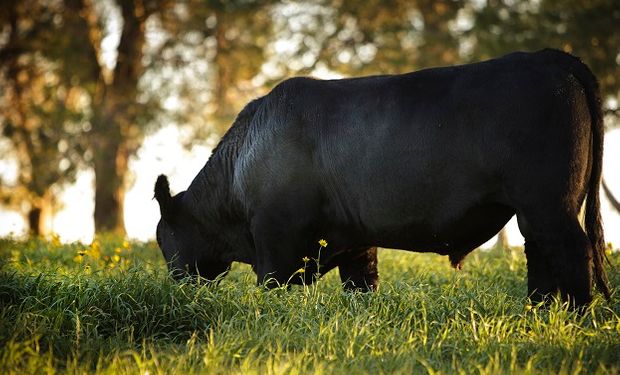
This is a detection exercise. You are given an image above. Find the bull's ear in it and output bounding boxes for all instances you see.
[154,174,173,219]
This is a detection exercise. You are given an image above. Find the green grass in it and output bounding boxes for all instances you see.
[1,236,619,374]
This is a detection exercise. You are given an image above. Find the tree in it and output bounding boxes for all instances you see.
[331,0,464,73]
[467,0,620,115]
[209,1,273,133]
[494,228,509,251]
[264,0,464,83]
[0,0,87,236]
[1,0,277,235]
[69,0,154,234]
[603,179,620,214]
[80,0,274,233]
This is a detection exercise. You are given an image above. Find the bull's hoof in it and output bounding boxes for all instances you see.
[342,277,378,293]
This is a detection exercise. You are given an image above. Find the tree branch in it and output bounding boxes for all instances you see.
[604,108,619,117]
[63,0,104,87]
[602,178,620,214]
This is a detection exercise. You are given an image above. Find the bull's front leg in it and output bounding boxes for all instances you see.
[251,211,314,288]
[339,247,379,292]
[252,238,300,288]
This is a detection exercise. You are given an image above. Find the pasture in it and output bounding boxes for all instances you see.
[1,237,619,374]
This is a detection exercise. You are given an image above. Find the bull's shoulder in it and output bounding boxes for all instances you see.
[271,76,319,97]
[269,74,400,100]
[255,76,318,120]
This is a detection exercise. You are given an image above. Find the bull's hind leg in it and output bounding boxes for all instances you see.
[517,215,557,302]
[523,242,557,303]
[338,247,379,292]
[517,211,593,306]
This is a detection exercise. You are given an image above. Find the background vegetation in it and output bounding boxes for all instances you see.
[1,0,619,236]
[1,238,619,374]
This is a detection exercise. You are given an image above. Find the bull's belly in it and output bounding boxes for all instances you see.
[354,202,515,255]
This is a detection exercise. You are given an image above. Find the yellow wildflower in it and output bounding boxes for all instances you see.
[90,239,102,259]
[91,239,100,250]
[84,265,91,273]
[114,247,122,254]
[122,240,131,249]
[78,250,87,256]
[112,254,121,263]
[318,239,328,248]
[297,268,305,274]
[302,257,310,263]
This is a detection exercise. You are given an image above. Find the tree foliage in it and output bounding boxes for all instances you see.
[467,0,620,110]
[265,0,463,80]
[1,0,619,236]
[0,0,89,235]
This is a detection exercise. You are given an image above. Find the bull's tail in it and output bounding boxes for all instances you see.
[548,49,611,300]
[581,66,612,300]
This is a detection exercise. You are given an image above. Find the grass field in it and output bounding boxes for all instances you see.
[1,236,619,374]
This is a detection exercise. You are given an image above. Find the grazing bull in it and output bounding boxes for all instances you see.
[155,49,611,306]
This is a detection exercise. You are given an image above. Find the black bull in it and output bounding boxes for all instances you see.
[154,49,611,306]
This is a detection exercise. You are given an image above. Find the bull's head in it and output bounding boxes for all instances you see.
[154,174,230,281]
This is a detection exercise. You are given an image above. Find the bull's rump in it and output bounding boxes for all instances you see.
[239,51,591,251]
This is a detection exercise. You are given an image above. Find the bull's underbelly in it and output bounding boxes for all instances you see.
[330,202,515,255]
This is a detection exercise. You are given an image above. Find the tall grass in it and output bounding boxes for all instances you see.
[1,236,619,374]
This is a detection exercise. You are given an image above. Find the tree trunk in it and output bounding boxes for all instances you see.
[86,0,145,235]
[27,193,52,237]
[494,227,508,251]
[93,133,128,235]
[27,207,43,237]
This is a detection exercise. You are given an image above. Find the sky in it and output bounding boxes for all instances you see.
[1,128,619,248]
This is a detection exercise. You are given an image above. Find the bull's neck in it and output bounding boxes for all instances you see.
[185,145,253,264]
[184,98,261,264]
[187,150,244,224]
